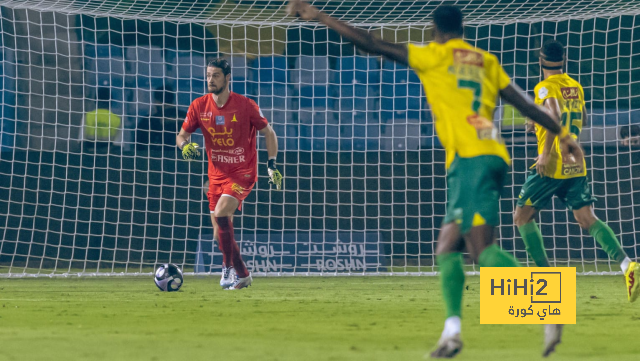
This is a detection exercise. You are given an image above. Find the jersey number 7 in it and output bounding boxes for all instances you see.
[458,79,482,113]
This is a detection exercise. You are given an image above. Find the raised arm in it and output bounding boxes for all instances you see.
[500,84,562,135]
[287,0,408,66]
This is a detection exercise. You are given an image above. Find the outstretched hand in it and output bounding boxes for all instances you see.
[287,0,320,21]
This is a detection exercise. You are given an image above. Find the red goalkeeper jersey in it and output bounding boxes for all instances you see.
[182,92,268,184]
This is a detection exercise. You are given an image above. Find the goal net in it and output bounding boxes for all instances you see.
[1,0,640,277]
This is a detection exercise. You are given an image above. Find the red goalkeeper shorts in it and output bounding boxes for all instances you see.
[207,178,255,212]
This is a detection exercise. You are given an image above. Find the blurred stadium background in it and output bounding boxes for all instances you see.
[1,0,640,276]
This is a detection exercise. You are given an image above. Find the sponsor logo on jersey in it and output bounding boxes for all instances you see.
[453,48,484,67]
[232,114,238,122]
[207,127,235,147]
[215,115,225,125]
[211,154,246,164]
[211,147,245,155]
[562,163,584,176]
[200,112,210,122]
[467,114,503,143]
[538,87,548,99]
[209,138,234,147]
[231,183,245,195]
[561,87,579,99]
[207,127,233,137]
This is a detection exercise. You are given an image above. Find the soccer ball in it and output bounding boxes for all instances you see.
[154,263,184,292]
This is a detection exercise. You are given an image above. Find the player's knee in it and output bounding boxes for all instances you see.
[215,209,234,218]
[213,207,233,218]
[576,218,592,230]
[512,211,523,227]
[436,223,464,255]
[574,211,596,230]
[513,207,532,227]
[572,205,597,229]
[435,240,448,256]
[216,216,231,230]
[435,242,455,256]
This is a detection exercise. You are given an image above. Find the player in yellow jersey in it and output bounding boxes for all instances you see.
[288,2,584,358]
[513,39,640,357]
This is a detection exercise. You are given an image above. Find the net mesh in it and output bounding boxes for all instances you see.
[4,0,640,25]
[1,0,640,277]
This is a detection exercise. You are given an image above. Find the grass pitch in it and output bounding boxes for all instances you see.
[0,276,638,361]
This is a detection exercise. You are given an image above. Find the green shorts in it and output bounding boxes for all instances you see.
[516,170,596,211]
[444,155,509,234]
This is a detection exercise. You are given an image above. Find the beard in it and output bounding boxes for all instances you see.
[208,80,228,95]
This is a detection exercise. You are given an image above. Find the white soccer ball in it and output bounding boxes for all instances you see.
[154,263,184,292]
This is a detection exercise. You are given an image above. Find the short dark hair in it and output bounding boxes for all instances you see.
[621,124,640,138]
[540,39,565,62]
[620,125,630,139]
[433,5,464,36]
[207,58,231,76]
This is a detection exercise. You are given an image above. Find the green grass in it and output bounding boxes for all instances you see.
[0,276,638,361]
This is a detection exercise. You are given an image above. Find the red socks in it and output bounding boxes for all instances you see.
[215,217,249,278]
[214,237,229,267]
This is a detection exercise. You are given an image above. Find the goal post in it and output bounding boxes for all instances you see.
[1,0,640,277]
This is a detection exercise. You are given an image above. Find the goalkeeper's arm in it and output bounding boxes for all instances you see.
[287,0,408,66]
[259,125,283,190]
[176,128,200,160]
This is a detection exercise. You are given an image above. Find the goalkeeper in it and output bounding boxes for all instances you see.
[176,58,282,290]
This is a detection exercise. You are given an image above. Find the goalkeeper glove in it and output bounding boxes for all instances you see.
[181,142,200,161]
[267,158,283,190]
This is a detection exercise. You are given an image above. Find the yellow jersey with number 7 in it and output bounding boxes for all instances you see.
[408,39,511,168]
[533,73,587,179]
